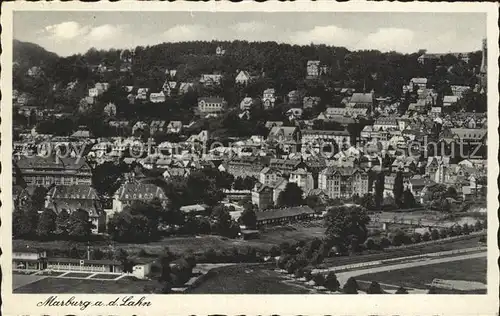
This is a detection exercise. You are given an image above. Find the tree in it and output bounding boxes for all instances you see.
[366,281,384,294]
[427,287,438,294]
[462,223,470,235]
[360,193,375,210]
[13,209,33,238]
[31,186,48,212]
[313,273,325,287]
[186,171,225,206]
[55,209,70,236]
[343,277,359,294]
[395,286,409,294]
[422,231,431,242]
[91,248,105,260]
[269,246,280,257]
[303,269,313,281]
[324,205,370,253]
[393,171,404,207]
[324,272,340,292]
[239,205,257,229]
[390,230,408,247]
[402,190,417,208]
[374,172,385,209]
[365,238,377,250]
[294,267,304,278]
[445,186,458,199]
[91,161,126,197]
[380,237,392,248]
[285,258,298,274]
[277,183,304,207]
[160,255,172,282]
[210,205,239,238]
[430,228,440,240]
[67,209,93,239]
[108,209,152,243]
[36,209,57,238]
[411,232,422,244]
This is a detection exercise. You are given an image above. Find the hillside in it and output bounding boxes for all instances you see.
[13,39,60,69]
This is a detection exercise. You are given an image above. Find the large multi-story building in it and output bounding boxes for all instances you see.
[197,97,227,117]
[226,156,265,178]
[14,156,93,187]
[318,167,369,199]
[45,185,105,234]
[289,168,314,194]
[111,182,170,217]
[301,130,351,154]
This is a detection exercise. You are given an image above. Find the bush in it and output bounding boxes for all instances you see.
[277,255,291,270]
[427,287,438,294]
[422,231,431,241]
[462,223,470,235]
[280,242,291,255]
[364,238,377,250]
[303,269,313,281]
[269,246,280,257]
[366,281,384,294]
[313,273,325,287]
[390,230,406,247]
[343,277,358,294]
[285,259,297,274]
[324,272,340,292]
[474,220,483,231]
[294,268,304,278]
[411,232,422,244]
[439,228,449,239]
[379,237,391,249]
[430,229,440,240]
[395,286,408,294]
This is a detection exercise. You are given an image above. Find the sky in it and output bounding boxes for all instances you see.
[13,11,486,57]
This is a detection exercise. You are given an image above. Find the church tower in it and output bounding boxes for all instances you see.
[479,38,487,93]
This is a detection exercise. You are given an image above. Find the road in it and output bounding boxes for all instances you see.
[335,251,486,286]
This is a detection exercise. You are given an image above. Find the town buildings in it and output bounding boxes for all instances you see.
[318,167,369,199]
[111,182,170,217]
[197,97,227,117]
[14,157,93,187]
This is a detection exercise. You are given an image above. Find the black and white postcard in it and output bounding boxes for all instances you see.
[1,2,498,315]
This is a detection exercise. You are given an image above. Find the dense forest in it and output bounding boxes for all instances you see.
[13,39,484,139]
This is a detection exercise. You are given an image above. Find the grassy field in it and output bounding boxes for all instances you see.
[321,234,483,268]
[63,272,93,278]
[91,274,121,279]
[357,257,487,291]
[14,277,159,294]
[188,265,310,294]
[13,221,325,257]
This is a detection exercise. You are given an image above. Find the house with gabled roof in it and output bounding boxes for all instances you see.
[45,184,105,233]
[112,182,169,215]
[263,88,276,109]
[318,167,369,199]
[235,70,254,85]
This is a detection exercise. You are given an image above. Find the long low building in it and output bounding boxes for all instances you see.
[255,205,316,227]
[13,248,152,279]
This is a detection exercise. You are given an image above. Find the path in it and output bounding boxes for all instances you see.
[335,251,486,286]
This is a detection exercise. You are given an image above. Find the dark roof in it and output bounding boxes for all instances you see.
[256,206,315,221]
[48,185,99,200]
[47,257,120,265]
[303,129,350,136]
[16,156,91,171]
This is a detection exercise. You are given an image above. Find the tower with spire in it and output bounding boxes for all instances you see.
[478,38,487,93]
